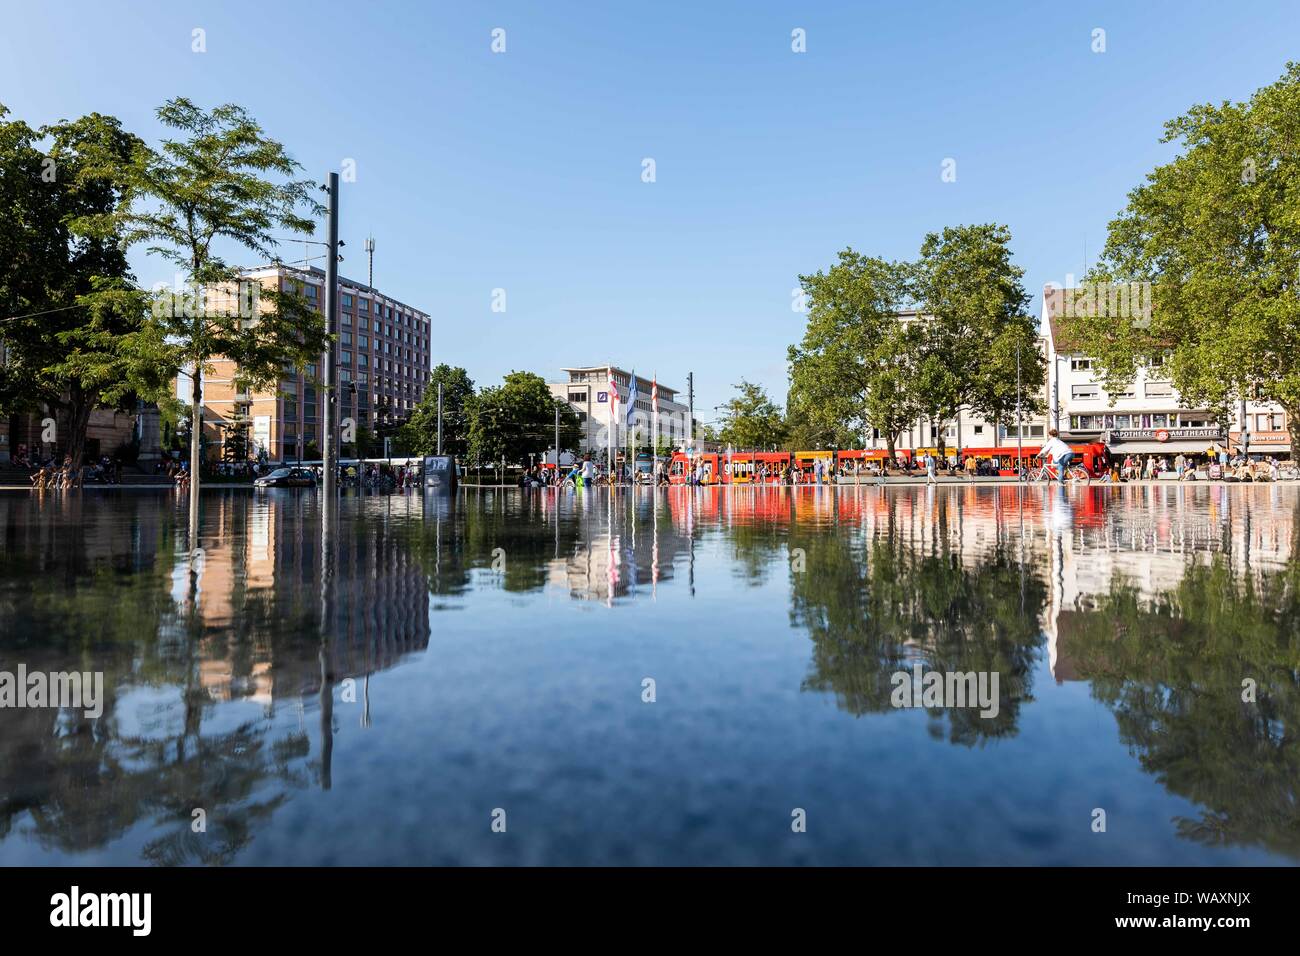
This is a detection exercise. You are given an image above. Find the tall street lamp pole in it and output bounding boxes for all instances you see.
[323,172,340,500]
[1016,343,1023,482]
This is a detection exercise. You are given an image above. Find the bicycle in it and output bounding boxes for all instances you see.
[1025,461,1091,485]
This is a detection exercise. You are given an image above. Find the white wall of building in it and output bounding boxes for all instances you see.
[1042,288,1289,457]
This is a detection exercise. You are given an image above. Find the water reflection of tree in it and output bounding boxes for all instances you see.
[1061,557,1300,858]
[406,490,571,594]
[790,526,1048,745]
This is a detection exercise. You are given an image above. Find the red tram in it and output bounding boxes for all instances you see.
[665,443,1108,484]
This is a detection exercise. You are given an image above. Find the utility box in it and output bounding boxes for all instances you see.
[423,455,458,492]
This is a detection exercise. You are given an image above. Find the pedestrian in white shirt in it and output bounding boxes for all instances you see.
[1038,429,1075,483]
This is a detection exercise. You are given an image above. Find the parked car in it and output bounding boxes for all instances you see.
[254,467,316,488]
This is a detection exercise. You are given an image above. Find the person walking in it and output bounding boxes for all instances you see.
[924,452,937,485]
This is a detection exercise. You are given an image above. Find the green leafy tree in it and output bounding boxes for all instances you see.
[76,98,328,540]
[910,223,1039,457]
[401,364,474,457]
[788,250,915,456]
[718,379,786,449]
[222,420,251,462]
[694,421,720,445]
[0,106,169,466]
[466,371,581,468]
[344,422,379,460]
[1068,63,1300,448]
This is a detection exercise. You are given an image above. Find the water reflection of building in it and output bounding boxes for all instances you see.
[544,491,687,602]
[1037,485,1297,682]
[185,493,431,702]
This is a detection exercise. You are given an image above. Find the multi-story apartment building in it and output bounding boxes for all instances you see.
[1042,287,1289,458]
[550,365,692,454]
[193,264,431,463]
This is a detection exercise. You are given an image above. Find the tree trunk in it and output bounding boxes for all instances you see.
[66,382,93,469]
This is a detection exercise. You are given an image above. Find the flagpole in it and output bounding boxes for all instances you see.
[607,365,615,481]
[652,373,658,486]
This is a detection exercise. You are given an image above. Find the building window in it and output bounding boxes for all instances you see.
[341,351,352,366]
[568,392,586,404]
[359,299,369,312]
[341,331,352,346]
[1145,381,1174,397]
[305,284,317,299]
[342,293,353,307]
[1112,387,1136,400]
[1070,357,1092,371]
[1071,384,1100,400]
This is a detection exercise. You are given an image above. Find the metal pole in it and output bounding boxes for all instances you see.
[1016,343,1023,482]
[554,403,560,476]
[322,171,340,501]
[1051,354,1060,432]
[1240,396,1249,459]
[687,372,694,453]
[437,381,444,456]
[652,391,658,484]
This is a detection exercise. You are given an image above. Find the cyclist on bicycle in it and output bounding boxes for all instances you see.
[1039,429,1075,483]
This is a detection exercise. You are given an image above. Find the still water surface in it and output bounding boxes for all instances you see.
[1,484,1297,865]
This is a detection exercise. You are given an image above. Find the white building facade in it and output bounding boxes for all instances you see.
[1042,287,1290,459]
[550,366,692,454]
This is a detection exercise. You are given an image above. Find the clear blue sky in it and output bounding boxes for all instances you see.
[3,0,1298,422]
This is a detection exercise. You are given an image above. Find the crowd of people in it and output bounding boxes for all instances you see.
[19,444,127,490]
[1115,450,1287,482]
[341,461,421,489]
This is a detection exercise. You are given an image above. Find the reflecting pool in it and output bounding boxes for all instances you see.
[1,484,1298,865]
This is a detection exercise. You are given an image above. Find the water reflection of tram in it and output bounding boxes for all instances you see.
[666,443,1110,484]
